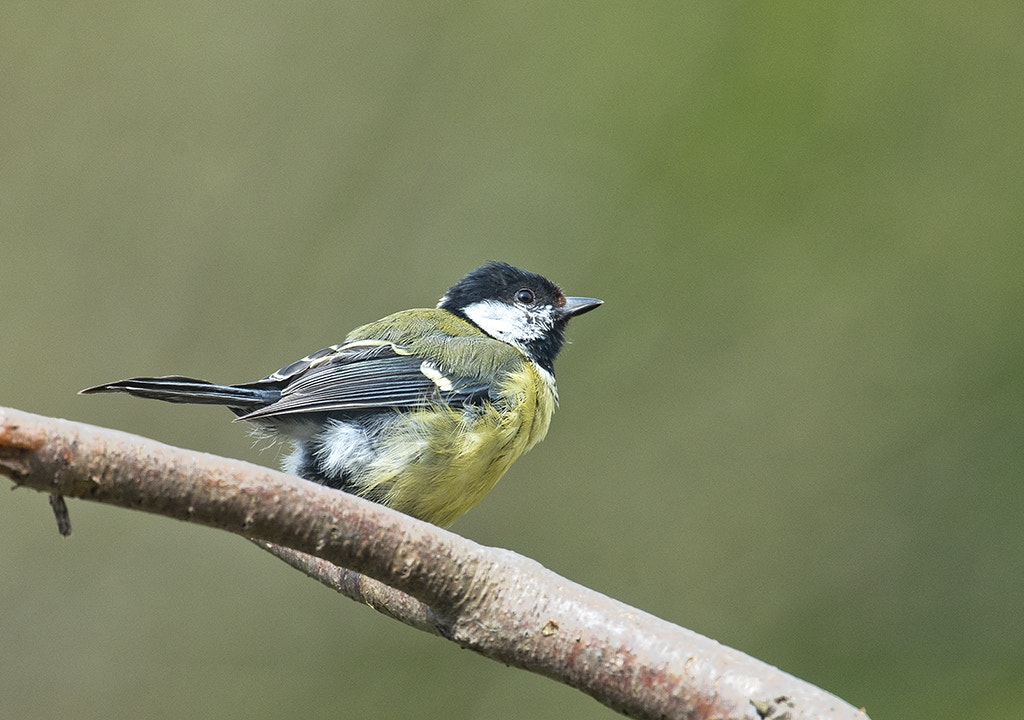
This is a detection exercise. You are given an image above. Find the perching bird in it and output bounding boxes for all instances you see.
[82,262,601,527]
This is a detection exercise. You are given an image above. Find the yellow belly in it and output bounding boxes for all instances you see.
[354,363,557,527]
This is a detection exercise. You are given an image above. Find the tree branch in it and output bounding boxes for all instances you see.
[0,407,868,720]
[249,539,444,635]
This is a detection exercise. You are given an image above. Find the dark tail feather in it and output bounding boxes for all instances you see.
[80,375,278,410]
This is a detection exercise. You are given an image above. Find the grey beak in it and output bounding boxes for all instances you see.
[562,296,604,317]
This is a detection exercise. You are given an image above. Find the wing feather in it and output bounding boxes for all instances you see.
[237,342,489,421]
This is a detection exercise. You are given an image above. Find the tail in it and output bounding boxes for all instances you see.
[80,375,279,415]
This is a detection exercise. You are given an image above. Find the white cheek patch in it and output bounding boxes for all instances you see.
[462,299,550,349]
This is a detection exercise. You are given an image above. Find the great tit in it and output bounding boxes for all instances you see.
[82,262,602,527]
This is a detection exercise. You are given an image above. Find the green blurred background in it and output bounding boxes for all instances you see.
[3,3,1022,718]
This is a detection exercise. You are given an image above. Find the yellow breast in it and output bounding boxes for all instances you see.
[358,363,558,527]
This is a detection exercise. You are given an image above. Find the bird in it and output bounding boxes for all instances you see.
[82,262,602,527]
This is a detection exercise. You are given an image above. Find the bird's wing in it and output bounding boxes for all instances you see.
[236,341,489,421]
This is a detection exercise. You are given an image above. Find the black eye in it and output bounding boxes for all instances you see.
[515,288,535,305]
